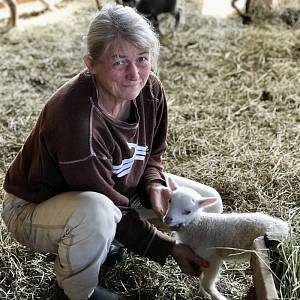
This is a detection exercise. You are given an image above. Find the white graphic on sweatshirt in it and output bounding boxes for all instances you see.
[112,143,148,178]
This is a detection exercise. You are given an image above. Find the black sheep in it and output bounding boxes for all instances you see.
[117,0,180,31]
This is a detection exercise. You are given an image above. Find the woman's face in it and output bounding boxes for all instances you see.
[92,39,152,102]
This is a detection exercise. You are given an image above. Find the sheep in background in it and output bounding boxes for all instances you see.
[294,16,300,29]
[116,0,136,7]
[231,0,252,24]
[3,0,56,27]
[3,0,17,26]
[164,178,290,300]
[231,0,274,24]
[117,0,180,31]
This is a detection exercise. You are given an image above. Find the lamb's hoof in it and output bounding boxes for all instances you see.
[102,244,128,267]
[242,16,252,25]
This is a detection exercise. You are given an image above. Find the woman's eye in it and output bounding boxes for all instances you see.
[183,210,191,215]
[138,57,148,63]
[113,59,126,66]
[113,58,127,67]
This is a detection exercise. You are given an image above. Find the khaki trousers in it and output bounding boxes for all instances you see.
[1,172,222,300]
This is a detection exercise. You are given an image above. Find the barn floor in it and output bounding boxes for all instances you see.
[0,0,299,299]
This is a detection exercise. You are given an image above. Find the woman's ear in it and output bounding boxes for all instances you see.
[83,54,96,74]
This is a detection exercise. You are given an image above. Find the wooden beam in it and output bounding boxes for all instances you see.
[251,236,279,300]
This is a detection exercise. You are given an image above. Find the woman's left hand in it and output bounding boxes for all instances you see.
[146,182,171,220]
[171,243,209,276]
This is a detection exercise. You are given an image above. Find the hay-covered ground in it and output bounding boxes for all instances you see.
[0,0,299,299]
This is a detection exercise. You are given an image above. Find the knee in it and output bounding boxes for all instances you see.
[69,192,122,239]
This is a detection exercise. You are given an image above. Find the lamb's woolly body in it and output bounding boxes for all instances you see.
[176,212,290,261]
[165,186,290,300]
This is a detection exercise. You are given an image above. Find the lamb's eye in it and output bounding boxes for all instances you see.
[183,210,191,215]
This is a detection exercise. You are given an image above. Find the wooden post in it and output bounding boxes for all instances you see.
[251,236,279,300]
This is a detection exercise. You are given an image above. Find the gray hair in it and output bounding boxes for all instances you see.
[86,5,160,72]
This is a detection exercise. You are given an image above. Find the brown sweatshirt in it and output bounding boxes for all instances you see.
[4,70,175,265]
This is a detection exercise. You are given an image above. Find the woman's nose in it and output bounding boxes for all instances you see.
[126,62,139,80]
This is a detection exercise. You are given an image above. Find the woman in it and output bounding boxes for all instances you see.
[2,5,222,300]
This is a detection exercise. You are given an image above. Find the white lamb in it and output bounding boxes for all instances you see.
[164,179,290,300]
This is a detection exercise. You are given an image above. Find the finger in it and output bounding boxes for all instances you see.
[152,203,164,219]
[162,187,172,200]
[158,209,165,219]
[153,200,167,218]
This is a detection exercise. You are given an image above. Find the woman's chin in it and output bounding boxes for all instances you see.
[119,86,143,100]
[120,93,140,101]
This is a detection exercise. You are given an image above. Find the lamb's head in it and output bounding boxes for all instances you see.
[163,178,217,228]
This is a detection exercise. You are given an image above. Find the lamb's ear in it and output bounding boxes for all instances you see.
[196,197,217,208]
[167,176,179,191]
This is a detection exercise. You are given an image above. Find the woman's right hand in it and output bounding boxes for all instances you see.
[171,243,209,276]
[145,182,171,220]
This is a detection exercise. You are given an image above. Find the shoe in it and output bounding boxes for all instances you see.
[102,244,128,267]
[48,245,127,268]
[89,286,127,299]
[55,285,127,300]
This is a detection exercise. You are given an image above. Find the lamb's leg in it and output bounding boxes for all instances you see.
[245,0,251,14]
[4,0,17,27]
[174,10,180,28]
[201,259,227,300]
[151,15,160,32]
[95,0,102,9]
[231,0,252,24]
[198,275,212,299]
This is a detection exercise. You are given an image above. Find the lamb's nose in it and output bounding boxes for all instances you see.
[163,216,172,225]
